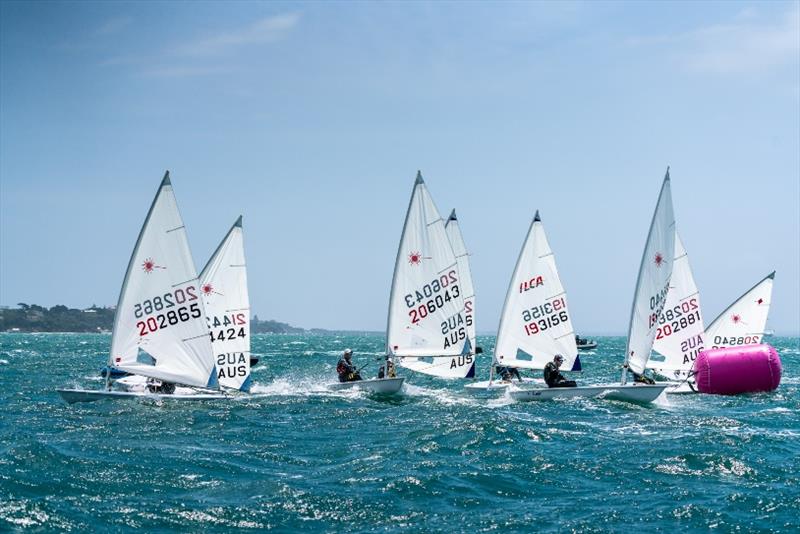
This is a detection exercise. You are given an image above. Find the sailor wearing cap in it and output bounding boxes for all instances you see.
[543,354,576,388]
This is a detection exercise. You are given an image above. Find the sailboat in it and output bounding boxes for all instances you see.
[199,216,252,392]
[647,232,705,392]
[510,169,674,403]
[398,209,476,379]
[705,271,775,349]
[58,172,226,403]
[465,211,577,395]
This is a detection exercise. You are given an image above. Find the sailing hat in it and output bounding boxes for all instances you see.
[344,348,353,355]
[554,354,564,363]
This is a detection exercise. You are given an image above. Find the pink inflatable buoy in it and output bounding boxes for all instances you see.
[693,344,781,395]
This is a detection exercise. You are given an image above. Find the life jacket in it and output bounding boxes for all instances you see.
[336,359,348,375]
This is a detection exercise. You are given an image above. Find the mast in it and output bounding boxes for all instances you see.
[384,171,424,375]
[492,210,540,381]
[109,171,171,368]
[621,168,674,384]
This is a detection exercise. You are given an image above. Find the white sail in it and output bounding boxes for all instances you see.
[493,211,580,371]
[399,209,477,378]
[446,210,476,352]
[650,233,705,372]
[199,216,251,391]
[389,172,470,360]
[624,169,676,378]
[705,272,775,349]
[111,172,217,388]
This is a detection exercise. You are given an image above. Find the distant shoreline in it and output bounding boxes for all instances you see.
[0,304,370,335]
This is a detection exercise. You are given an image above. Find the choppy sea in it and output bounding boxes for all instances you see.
[1,333,798,532]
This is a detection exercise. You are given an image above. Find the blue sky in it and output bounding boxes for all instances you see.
[1,1,798,334]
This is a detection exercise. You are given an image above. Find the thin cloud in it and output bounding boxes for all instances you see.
[95,16,134,36]
[628,6,799,76]
[174,13,300,57]
[141,65,230,78]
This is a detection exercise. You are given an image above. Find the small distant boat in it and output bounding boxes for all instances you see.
[58,172,225,403]
[575,335,597,350]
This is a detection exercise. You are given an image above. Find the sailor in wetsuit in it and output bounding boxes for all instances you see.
[543,354,577,388]
[377,359,396,379]
[336,349,362,382]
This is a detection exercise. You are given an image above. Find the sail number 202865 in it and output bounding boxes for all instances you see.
[133,286,198,318]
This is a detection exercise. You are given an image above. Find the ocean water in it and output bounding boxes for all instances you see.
[1,333,798,533]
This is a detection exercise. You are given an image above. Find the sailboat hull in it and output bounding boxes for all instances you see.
[57,388,229,404]
[660,381,697,395]
[327,377,404,394]
[509,384,667,403]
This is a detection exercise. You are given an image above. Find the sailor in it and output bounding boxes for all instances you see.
[146,379,176,394]
[336,349,362,382]
[495,365,522,382]
[377,359,396,379]
[632,371,655,385]
[543,354,577,388]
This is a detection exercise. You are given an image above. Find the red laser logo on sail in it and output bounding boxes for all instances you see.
[654,252,664,267]
[141,258,165,274]
[732,314,742,324]
[757,298,764,305]
[202,283,214,295]
[408,252,422,265]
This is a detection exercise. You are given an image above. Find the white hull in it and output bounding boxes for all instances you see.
[57,388,229,404]
[660,381,697,395]
[509,383,667,403]
[464,377,542,395]
[327,377,404,394]
[576,342,598,350]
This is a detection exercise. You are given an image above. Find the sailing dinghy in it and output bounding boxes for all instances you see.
[510,170,675,403]
[58,172,226,403]
[647,232,706,393]
[465,211,576,395]
[398,209,477,379]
